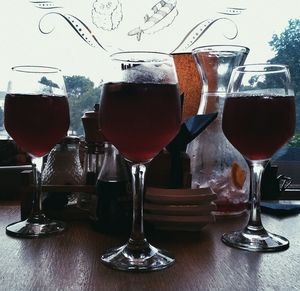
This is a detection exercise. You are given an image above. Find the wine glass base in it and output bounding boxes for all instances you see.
[101,243,175,272]
[221,228,289,252]
[6,217,66,238]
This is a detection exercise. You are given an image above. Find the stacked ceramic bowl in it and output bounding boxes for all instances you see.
[144,187,216,231]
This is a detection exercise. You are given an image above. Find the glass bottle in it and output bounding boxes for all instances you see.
[82,142,98,185]
[187,45,250,216]
[77,142,105,210]
[78,104,105,210]
[42,136,84,208]
[92,142,132,234]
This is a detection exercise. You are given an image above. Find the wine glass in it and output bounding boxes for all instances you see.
[99,51,181,271]
[4,65,70,238]
[221,64,296,251]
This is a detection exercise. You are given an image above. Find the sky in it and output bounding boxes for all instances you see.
[0,0,299,91]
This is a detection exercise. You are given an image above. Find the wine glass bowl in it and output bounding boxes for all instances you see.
[4,65,70,237]
[221,64,296,251]
[99,51,181,271]
[100,82,180,163]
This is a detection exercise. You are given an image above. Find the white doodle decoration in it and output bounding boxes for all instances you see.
[30,1,245,52]
[92,0,123,31]
[128,0,178,41]
[172,17,238,53]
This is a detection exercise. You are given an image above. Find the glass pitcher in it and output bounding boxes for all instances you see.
[187,45,250,216]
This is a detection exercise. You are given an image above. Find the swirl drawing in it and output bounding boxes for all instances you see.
[172,17,238,53]
[30,1,246,53]
[39,12,106,50]
[218,7,246,16]
[128,0,178,41]
[30,0,62,9]
[92,0,123,31]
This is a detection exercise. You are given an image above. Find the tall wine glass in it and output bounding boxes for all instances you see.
[221,64,296,251]
[99,52,181,271]
[4,65,70,237]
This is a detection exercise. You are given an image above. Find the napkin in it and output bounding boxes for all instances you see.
[166,113,218,188]
[166,113,218,153]
[261,200,300,216]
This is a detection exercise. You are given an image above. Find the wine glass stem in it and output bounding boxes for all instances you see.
[128,163,148,249]
[30,157,44,219]
[246,159,269,231]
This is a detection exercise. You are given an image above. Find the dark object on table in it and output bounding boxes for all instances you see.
[42,192,69,211]
[261,163,292,200]
[261,200,300,216]
[146,149,191,189]
[0,166,32,201]
[0,139,31,166]
[0,139,32,200]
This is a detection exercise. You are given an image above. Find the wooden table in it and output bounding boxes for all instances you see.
[0,203,299,291]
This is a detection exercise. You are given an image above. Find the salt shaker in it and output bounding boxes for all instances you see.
[42,136,84,209]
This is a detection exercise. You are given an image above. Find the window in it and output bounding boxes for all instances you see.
[1,0,299,187]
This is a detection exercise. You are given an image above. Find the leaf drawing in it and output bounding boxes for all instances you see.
[172,17,238,53]
[38,12,107,50]
[128,0,178,41]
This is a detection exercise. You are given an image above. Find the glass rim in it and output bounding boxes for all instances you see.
[110,51,172,63]
[171,52,193,56]
[192,45,250,54]
[233,63,289,73]
[11,65,61,74]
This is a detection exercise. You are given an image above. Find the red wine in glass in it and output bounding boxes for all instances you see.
[4,65,70,238]
[100,82,181,162]
[222,95,296,160]
[221,64,296,252]
[99,52,181,272]
[5,93,70,157]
